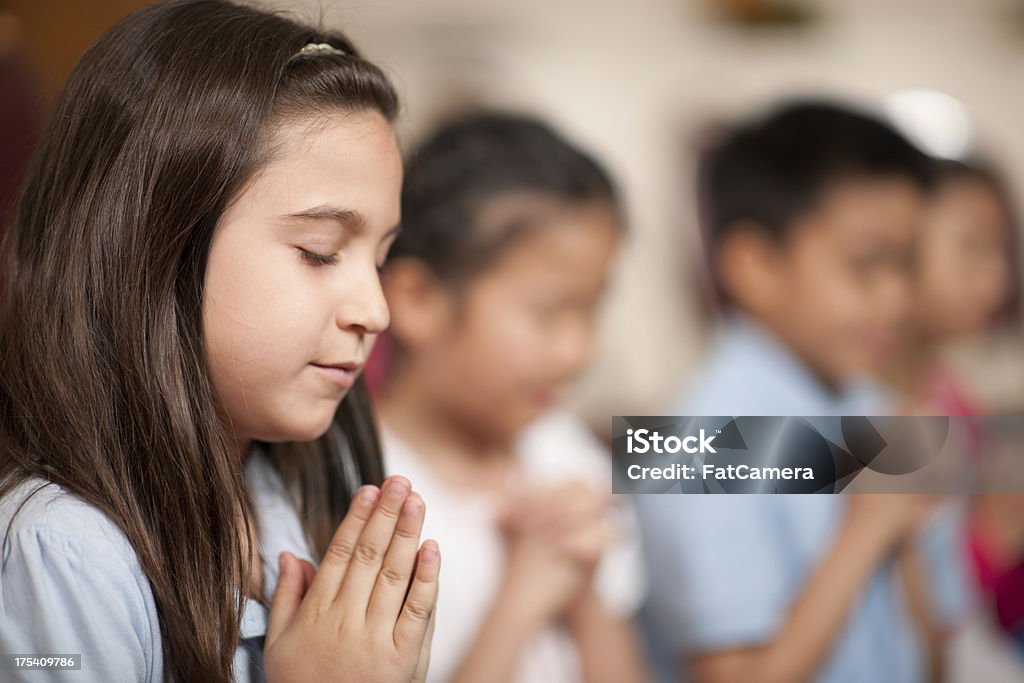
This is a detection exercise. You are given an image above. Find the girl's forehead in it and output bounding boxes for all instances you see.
[468,206,620,288]
[266,110,399,171]
[238,110,402,224]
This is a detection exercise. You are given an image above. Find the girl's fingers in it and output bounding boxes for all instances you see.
[298,557,317,592]
[507,483,604,534]
[411,606,437,683]
[560,519,613,562]
[366,492,426,625]
[267,552,305,644]
[304,484,380,606]
[551,483,606,529]
[335,476,413,610]
[394,540,441,652]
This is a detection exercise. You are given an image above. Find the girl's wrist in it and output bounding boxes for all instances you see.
[563,585,601,631]
[492,577,552,638]
[843,511,906,561]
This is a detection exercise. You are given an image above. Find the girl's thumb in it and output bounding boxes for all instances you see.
[266,552,303,643]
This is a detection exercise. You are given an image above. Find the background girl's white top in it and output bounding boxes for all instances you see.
[0,449,316,682]
[383,409,647,683]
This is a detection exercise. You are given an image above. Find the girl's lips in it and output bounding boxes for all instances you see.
[310,362,361,390]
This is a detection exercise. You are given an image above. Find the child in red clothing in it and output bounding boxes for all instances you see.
[885,157,1023,654]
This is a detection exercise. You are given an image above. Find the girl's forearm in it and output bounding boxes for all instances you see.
[448,587,545,683]
[897,543,946,683]
[565,589,650,683]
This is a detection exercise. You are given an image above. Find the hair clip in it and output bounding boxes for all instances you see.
[297,42,346,57]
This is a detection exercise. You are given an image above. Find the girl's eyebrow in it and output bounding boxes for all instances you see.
[283,204,401,239]
[284,205,367,231]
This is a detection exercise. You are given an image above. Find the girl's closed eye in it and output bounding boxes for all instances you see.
[297,249,392,272]
[298,247,339,267]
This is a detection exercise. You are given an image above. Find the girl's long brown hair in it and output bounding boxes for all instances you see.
[0,1,396,679]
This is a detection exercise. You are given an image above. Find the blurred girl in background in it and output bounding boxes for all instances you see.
[373,113,649,683]
[885,157,1024,656]
[888,158,1018,416]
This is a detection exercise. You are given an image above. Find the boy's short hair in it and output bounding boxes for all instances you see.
[699,100,934,245]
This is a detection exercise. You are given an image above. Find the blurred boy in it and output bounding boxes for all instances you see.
[637,102,968,683]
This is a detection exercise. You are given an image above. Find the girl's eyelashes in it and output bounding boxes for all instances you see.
[297,247,339,267]
[296,247,388,274]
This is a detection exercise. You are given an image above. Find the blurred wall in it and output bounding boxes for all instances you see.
[4,0,149,101]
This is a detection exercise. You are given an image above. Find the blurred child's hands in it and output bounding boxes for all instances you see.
[264,476,439,683]
[500,481,614,568]
[496,481,615,624]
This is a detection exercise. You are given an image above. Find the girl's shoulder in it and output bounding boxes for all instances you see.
[0,477,163,680]
[1,477,137,557]
[0,477,153,594]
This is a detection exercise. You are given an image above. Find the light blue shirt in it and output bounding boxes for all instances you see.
[0,450,316,682]
[637,315,969,683]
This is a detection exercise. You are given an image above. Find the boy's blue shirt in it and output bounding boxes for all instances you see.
[636,314,970,683]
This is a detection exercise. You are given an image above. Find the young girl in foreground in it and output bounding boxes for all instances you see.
[0,1,438,681]
[374,114,649,683]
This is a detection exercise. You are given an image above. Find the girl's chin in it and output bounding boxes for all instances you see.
[263,411,338,444]
[506,403,546,433]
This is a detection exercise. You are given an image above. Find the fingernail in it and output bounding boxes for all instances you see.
[421,541,439,564]
[387,477,410,498]
[359,486,380,504]
[402,494,423,516]
[278,552,288,574]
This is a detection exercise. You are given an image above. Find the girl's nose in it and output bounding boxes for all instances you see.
[553,318,595,378]
[336,268,390,335]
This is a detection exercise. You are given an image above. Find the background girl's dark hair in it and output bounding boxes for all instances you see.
[931,157,1022,326]
[0,1,396,680]
[389,112,621,285]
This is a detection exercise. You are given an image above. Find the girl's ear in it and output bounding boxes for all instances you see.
[381,258,452,350]
[717,221,785,317]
